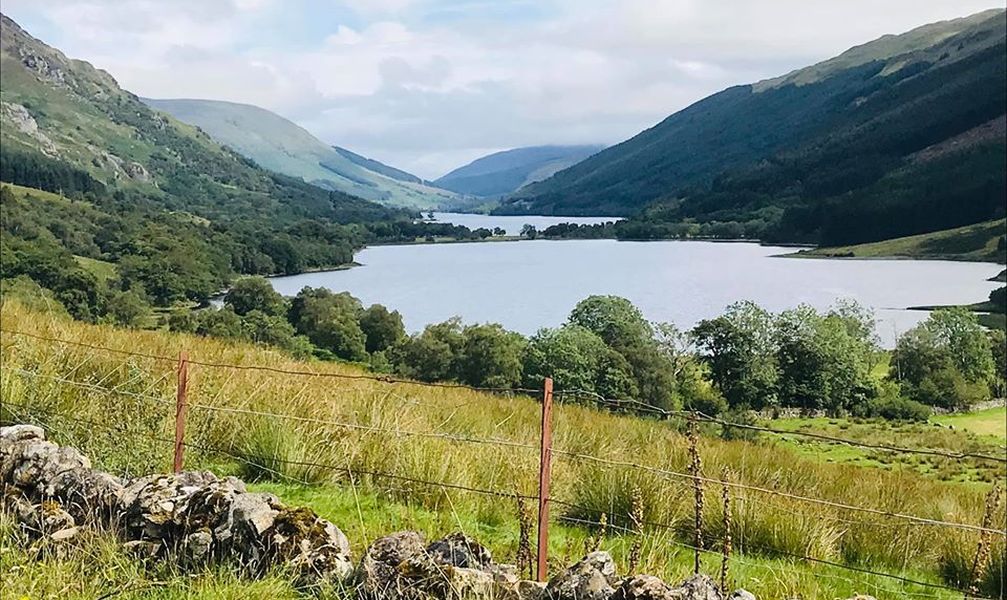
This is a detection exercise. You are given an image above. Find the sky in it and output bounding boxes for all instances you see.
[3,1,1002,179]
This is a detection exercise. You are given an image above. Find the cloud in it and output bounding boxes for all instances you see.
[2,0,1000,178]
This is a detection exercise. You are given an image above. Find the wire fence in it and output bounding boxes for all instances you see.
[1,327,1005,597]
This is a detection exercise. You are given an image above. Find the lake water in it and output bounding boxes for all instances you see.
[269,238,1002,348]
[430,212,619,236]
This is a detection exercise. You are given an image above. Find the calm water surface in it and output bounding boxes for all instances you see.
[269,239,1001,348]
[430,212,619,235]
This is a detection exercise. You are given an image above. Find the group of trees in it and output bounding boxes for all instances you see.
[0,173,509,328]
[163,284,1005,421]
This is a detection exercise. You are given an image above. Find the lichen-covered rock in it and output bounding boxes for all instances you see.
[357,530,432,600]
[611,575,679,600]
[428,532,494,569]
[546,552,618,600]
[666,575,721,600]
[2,424,353,585]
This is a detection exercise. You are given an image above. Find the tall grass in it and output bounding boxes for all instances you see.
[2,300,1004,596]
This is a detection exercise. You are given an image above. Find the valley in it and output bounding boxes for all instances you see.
[1,5,1005,600]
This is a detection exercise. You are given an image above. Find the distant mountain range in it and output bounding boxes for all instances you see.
[143,98,454,210]
[498,9,1006,246]
[434,145,604,197]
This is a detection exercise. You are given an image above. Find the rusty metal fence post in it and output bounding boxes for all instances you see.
[173,351,189,473]
[536,377,554,582]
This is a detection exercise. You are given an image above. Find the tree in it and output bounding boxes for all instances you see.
[522,325,610,392]
[569,296,652,349]
[520,224,538,239]
[104,288,150,328]
[457,324,526,388]
[692,301,778,410]
[389,318,465,382]
[774,305,874,414]
[194,307,244,339]
[359,304,406,353]
[288,287,366,361]
[891,308,996,409]
[224,277,286,316]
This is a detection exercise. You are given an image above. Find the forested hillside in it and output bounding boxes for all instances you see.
[499,10,1006,247]
[144,98,455,210]
[0,14,476,324]
[435,145,604,197]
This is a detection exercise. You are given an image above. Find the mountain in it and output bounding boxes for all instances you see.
[332,145,424,184]
[143,98,455,210]
[434,145,604,197]
[0,12,417,316]
[499,9,1006,246]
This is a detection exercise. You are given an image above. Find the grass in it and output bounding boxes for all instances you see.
[73,255,117,282]
[788,219,1006,262]
[1,299,1005,598]
[767,416,1007,485]
[934,407,1007,441]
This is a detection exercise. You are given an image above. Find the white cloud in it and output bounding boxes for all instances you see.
[3,0,1000,178]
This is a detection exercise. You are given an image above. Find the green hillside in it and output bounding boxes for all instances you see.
[436,145,604,197]
[791,219,1006,262]
[333,145,424,184]
[500,10,1006,247]
[0,13,483,326]
[143,98,456,210]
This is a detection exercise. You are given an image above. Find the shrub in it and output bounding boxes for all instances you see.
[866,396,931,422]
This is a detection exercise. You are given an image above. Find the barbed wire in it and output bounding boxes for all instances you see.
[556,389,1007,463]
[552,514,980,598]
[0,366,539,452]
[3,362,1002,536]
[1,401,995,599]
[550,447,1006,535]
[0,328,542,395]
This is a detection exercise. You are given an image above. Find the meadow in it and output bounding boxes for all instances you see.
[1,300,1004,599]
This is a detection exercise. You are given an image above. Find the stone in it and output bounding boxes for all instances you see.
[49,526,80,541]
[428,532,494,569]
[546,552,618,600]
[666,575,721,600]
[183,530,214,564]
[357,531,431,600]
[611,575,680,600]
[728,591,756,600]
[2,424,354,585]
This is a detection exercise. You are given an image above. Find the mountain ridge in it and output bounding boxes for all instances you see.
[499,9,1006,244]
[143,97,455,210]
[434,144,604,197]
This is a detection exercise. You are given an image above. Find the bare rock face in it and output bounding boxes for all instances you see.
[0,102,59,155]
[1,424,353,585]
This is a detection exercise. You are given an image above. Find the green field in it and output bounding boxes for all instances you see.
[934,406,1007,440]
[2,300,1004,599]
[789,219,1006,262]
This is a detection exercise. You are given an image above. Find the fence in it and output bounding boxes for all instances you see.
[1,327,1005,598]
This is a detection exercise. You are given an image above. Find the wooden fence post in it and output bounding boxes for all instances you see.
[536,377,554,582]
[687,414,704,574]
[173,351,189,473]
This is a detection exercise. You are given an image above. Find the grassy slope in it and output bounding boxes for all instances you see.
[143,98,455,210]
[790,219,1006,262]
[1,301,1004,598]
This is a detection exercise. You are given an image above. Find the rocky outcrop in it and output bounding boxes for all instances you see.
[0,424,352,585]
[1,102,59,156]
